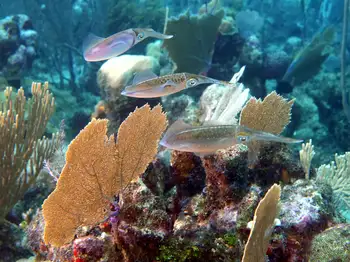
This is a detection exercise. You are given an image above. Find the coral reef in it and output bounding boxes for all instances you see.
[161,94,198,124]
[279,179,333,260]
[235,10,264,39]
[31,89,308,260]
[238,34,265,98]
[112,180,176,261]
[290,71,349,165]
[0,14,37,81]
[3,1,350,261]
[280,180,333,233]
[263,48,291,80]
[264,179,335,261]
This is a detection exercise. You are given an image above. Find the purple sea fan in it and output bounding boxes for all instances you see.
[236,10,264,39]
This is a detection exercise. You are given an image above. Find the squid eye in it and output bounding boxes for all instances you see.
[187,78,197,86]
[237,136,248,142]
[137,32,145,40]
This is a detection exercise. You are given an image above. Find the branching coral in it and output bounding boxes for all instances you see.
[317,152,350,221]
[242,184,281,262]
[200,66,249,124]
[299,139,315,179]
[42,104,167,247]
[0,82,58,221]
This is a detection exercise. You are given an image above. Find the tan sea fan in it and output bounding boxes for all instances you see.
[239,91,294,134]
[42,104,167,247]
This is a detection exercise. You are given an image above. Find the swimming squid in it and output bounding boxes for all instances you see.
[121,70,226,98]
[160,120,303,164]
[83,28,173,62]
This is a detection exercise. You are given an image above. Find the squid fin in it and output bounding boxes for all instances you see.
[160,119,192,147]
[157,80,177,90]
[132,70,158,85]
[166,119,191,134]
[82,33,105,53]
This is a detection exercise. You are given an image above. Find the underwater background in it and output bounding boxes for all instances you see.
[0,0,350,261]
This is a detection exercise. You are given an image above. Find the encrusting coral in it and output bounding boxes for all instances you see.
[0,82,59,221]
[42,104,167,247]
[309,224,350,261]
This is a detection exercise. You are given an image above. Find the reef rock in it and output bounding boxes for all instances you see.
[280,180,333,233]
[275,179,334,260]
[309,224,350,262]
[0,14,37,80]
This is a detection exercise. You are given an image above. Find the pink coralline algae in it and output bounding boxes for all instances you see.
[269,179,335,261]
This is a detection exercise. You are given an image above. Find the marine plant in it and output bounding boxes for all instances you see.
[42,104,167,246]
[222,232,238,246]
[0,82,59,221]
[163,9,224,74]
[157,239,201,262]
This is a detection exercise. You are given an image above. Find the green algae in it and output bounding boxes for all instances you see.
[156,239,201,262]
